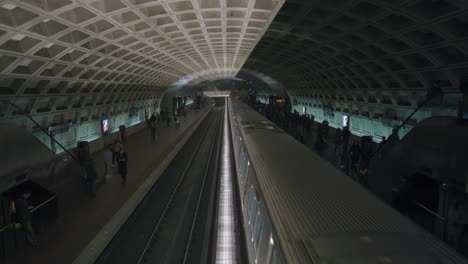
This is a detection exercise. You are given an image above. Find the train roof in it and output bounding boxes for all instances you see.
[230,101,466,264]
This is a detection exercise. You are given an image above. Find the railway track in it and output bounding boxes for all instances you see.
[97,107,224,264]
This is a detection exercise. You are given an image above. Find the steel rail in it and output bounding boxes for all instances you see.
[136,112,219,264]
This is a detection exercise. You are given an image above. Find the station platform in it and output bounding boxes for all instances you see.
[288,123,362,172]
[6,106,211,264]
[287,121,401,206]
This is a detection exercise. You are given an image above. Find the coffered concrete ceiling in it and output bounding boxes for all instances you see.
[0,0,283,119]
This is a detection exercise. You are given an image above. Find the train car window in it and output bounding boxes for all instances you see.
[239,166,249,199]
[247,187,257,229]
[241,166,254,200]
[250,202,259,236]
[240,152,247,177]
[270,246,279,264]
[254,214,264,257]
[239,145,249,173]
[246,187,253,218]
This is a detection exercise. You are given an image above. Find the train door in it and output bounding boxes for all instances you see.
[253,212,263,261]
[247,187,258,234]
[240,163,252,204]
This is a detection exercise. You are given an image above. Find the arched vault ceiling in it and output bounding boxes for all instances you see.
[0,0,284,113]
[243,0,468,109]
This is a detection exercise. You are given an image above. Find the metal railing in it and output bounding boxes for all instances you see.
[408,200,447,241]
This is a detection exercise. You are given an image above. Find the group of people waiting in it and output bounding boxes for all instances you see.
[253,101,315,135]
[147,108,188,143]
[333,127,374,183]
[82,136,129,198]
[250,100,398,185]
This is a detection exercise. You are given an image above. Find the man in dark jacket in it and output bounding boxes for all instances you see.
[166,114,171,127]
[149,114,157,143]
[341,126,352,169]
[349,140,362,180]
[15,190,38,246]
[83,157,98,197]
[117,149,128,184]
[335,128,343,165]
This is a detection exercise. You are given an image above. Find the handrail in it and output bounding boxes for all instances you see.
[0,100,78,161]
[413,201,446,221]
[370,86,443,160]
[0,195,57,233]
[0,225,8,233]
[30,195,56,213]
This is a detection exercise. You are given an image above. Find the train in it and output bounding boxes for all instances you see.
[227,99,467,264]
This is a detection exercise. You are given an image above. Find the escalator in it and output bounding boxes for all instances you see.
[369,116,468,204]
[369,116,468,254]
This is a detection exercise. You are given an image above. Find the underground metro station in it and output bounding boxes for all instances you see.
[1,0,468,263]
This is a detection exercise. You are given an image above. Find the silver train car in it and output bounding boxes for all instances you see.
[227,99,467,264]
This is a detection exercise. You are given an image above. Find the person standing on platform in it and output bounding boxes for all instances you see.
[149,114,157,143]
[315,123,326,154]
[379,136,386,149]
[378,136,387,159]
[183,109,187,121]
[175,115,180,129]
[341,126,351,169]
[15,190,38,246]
[166,114,171,127]
[112,140,123,166]
[349,140,362,179]
[335,128,343,165]
[117,149,128,184]
[161,111,166,124]
[83,157,98,197]
[103,146,113,181]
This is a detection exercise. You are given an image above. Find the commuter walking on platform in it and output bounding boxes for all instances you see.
[166,114,171,127]
[322,121,329,139]
[117,149,128,184]
[349,140,362,180]
[341,126,351,169]
[315,124,326,155]
[359,140,373,185]
[83,157,98,197]
[161,111,166,124]
[335,128,343,165]
[175,115,180,129]
[379,136,386,149]
[378,136,387,159]
[111,139,123,167]
[14,190,38,246]
[149,114,157,143]
[103,146,113,181]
